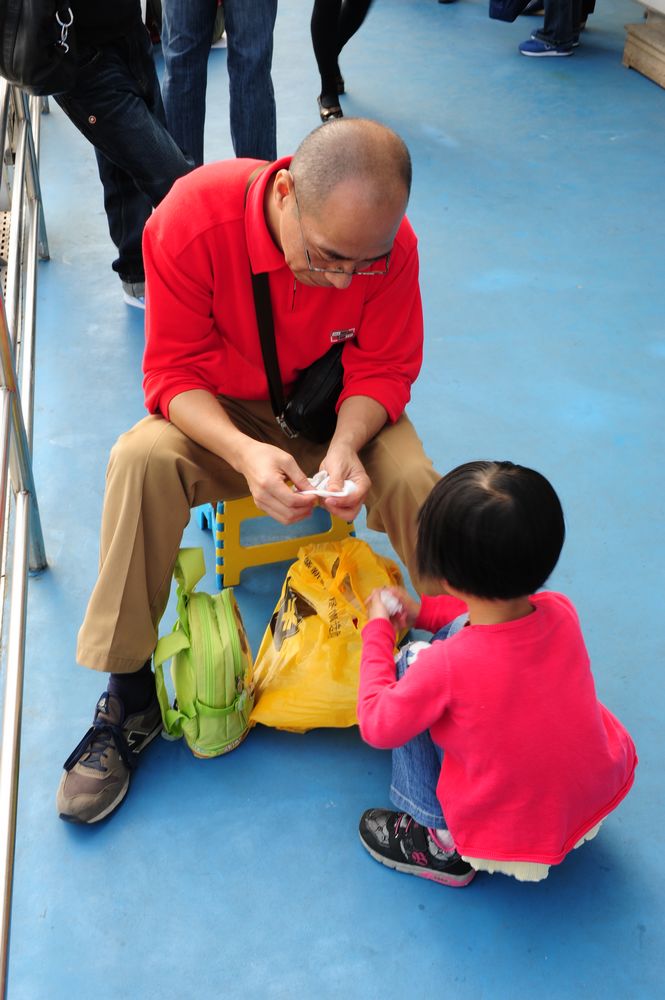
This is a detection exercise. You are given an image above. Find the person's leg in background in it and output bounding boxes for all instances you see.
[160,0,217,167]
[336,0,374,66]
[54,25,192,304]
[311,0,343,122]
[536,0,582,46]
[94,153,153,307]
[224,0,278,160]
[519,0,582,55]
[311,0,374,123]
[161,0,277,164]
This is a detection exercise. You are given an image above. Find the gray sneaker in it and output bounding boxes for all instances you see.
[56,691,162,824]
[121,280,146,310]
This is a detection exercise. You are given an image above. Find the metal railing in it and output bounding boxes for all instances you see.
[0,81,49,999]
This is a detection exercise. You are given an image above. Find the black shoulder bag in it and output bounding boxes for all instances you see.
[245,167,344,445]
[0,1,78,95]
[250,269,344,444]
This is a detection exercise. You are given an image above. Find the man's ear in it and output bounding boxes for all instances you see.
[272,168,293,208]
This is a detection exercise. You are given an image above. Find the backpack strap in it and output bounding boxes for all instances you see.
[153,548,207,738]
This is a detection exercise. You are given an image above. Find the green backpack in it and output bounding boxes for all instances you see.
[154,548,254,758]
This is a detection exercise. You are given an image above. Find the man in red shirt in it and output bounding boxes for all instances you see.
[56,118,440,825]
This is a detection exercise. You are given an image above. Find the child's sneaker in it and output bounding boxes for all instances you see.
[358,809,476,886]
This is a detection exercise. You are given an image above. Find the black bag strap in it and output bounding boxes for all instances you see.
[244,166,295,434]
[251,272,287,420]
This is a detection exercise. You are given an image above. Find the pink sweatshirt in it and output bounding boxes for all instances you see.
[358,592,637,865]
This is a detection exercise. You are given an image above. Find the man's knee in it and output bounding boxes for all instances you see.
[107,416,182,483]
[364,416,439,496]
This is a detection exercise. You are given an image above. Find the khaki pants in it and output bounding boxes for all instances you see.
[77,398,439,673]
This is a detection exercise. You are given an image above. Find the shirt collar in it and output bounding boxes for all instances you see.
[245,155,292,275]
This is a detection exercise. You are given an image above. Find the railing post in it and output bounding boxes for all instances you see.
[0,83,49,999]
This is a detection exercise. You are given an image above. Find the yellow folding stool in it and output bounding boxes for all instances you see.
[199,495,355,589]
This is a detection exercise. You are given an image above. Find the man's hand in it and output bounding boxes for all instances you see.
[319,395,388,521]
[318,442,369,521]
[168,389,316,525]
[236,441,317,524]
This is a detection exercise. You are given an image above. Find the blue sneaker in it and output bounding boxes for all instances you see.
[519,37,573,56]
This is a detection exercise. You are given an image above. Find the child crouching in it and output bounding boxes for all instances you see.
[357,461,637,885]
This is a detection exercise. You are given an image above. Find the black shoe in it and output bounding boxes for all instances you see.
[359,809,476,886]
[317,95,343,123]
[56,692,162,824]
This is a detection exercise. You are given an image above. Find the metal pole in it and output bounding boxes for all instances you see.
[0,82,10,187]
[0,389,11,550]
[23,93,49,262]
[0,489,31,998]
[0,84,50,995]
[20,96,48,572]
[4,102,27,347]
[0,294,46,572]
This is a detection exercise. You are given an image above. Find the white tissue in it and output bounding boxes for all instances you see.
[296,470,359,498]
[379,589,403,616]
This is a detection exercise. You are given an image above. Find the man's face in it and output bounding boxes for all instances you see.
[275,172,406,290]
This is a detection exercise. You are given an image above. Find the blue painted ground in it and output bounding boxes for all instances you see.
[7,0,665,996]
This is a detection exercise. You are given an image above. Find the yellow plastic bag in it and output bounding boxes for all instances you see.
[250,538,405,732]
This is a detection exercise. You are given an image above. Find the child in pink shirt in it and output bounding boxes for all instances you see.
[357,461,637,886]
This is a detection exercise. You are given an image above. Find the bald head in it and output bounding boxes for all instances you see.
[289,118,412,220]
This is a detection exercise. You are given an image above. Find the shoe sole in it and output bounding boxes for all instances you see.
[122,291,146,310]
[359,833,476,887]
[58,721,163,824]
[59,772,130,825]
[520,49,573,56]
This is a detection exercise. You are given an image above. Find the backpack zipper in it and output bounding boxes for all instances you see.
[190,594,216,705]
[221,590,242,681]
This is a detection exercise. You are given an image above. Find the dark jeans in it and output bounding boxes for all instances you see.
[55,25,192,283]
[535,0,582,46]
[160,0,278,167]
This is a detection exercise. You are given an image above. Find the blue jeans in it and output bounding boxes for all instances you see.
[160,0,278,167]
[389,614,468,828]
[54,25,192,283]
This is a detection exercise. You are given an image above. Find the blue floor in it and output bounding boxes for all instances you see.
[8,0,665,996]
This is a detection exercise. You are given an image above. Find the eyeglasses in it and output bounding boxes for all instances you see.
[291,180,391,278]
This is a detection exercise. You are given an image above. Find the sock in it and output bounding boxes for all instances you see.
[428,827,456,854]
[107,660,155,716]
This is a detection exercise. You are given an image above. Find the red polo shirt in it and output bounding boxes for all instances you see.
[142,157,423,421]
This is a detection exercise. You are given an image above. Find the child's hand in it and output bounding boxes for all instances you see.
[365,586,421,629]
[366,589,393,622]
